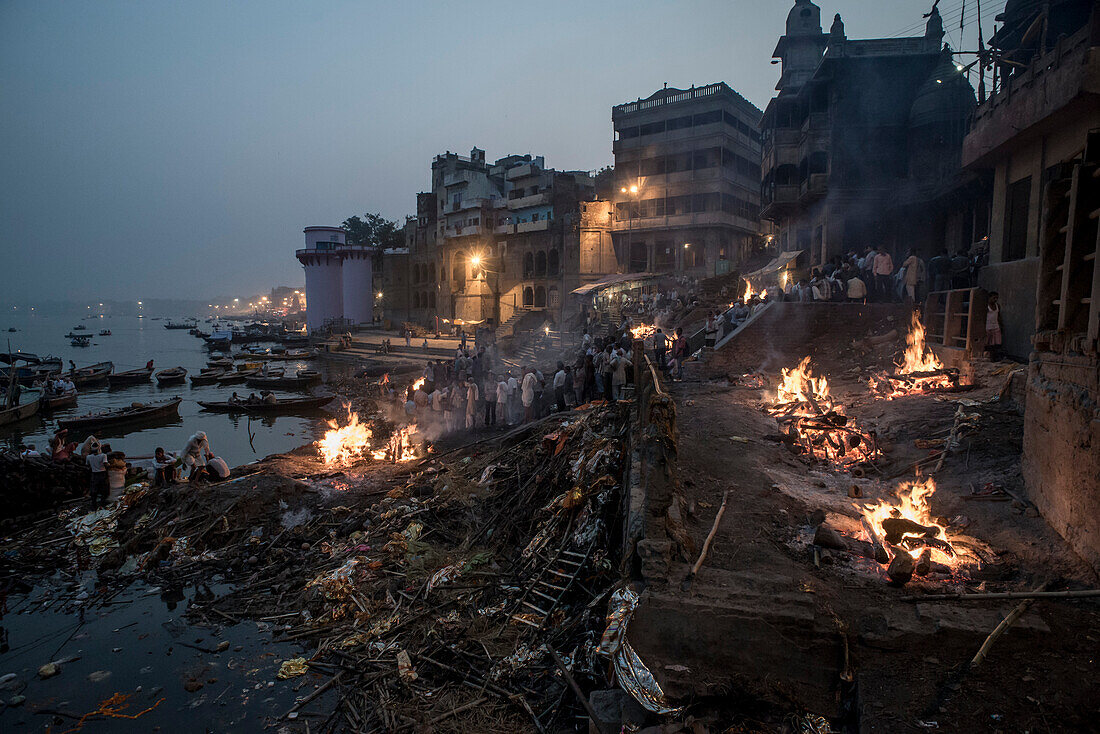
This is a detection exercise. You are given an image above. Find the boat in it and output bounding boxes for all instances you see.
[284,348,318,360]
[57,398,182,432]
[106,367,154,387]
[71,336,92,347]
[1,363,62,386]
[73,325,87,331]
[41,389,77,411]
[189,368,226,386]
[244,369,322,390]
[67,361,113,386]
[164,320,195,330]
[198,395,334,414]
[207,357,235,369]
[98,329,111,336]
[155,367,188,385]
[0,390,41,427]
[215,368,258,385]
[6,328,16,333]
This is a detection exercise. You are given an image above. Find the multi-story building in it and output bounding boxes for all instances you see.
[958,0,1099,569]
[610,82,763,276]
[760,1,982,267]
[397,148,620,329]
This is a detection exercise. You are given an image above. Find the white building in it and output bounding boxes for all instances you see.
[295,226,376,332]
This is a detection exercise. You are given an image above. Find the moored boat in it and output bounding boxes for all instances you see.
[244,369,321,390]
[155,367,188,385]
[215,368,258,385]
[57,398,182,432]
[164,320,195,330]
[98,329,111,336]
[0,390,41,427]
[41,389,77,411]
[189,368,226,386]
[71,336,92,347]
[67,361,113,386]
[207,357,235,369]
[197,395,334,414]
[107,367,154,387]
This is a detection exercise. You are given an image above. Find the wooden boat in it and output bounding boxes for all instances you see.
[284,349,318,360]
[215,368,258,385]
[207,357,234,369]
[190,368,226,386]
[0,391,41,427]
[73,325,87,331]
[71,336,92,347]
[107,367,154,387]
[58,398,182,432]
[98,329,111,336]
[1,363,61,386]
[163,321,194,330]
[198,395,334,414]
[155,367,188,385]
[245,369,321,390]
[67,361,113,386]
[41,390,77,411]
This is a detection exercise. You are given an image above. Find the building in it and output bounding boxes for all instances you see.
[295,226,376,332]
[760,1,983,268]
[611,83,764,276]
[959,0,1099,569]
[398,148,620,330]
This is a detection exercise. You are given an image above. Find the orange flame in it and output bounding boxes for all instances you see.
[857,477,964,567]
[318,408,374,465]
[411,377,426,392]
[741,282,755,304]
[775,356,831,407]
[371,426,418,463]
[898,312,944,374]
[630,323,656,340]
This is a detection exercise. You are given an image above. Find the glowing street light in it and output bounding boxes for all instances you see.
[470,254,482,268]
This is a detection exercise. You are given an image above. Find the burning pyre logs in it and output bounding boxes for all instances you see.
[766,358,880,468]
[869,312,962,398]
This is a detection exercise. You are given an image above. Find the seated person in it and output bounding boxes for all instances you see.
[228,392,242,405]
[246,392,260,404]
[153,447,179,486]
[262,391,277,404]
[205,453,231,481]
[20,444,41,458]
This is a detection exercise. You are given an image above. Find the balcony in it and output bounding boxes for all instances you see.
[506,163,537,180]
[516,219,550,233]
[508,192,551,210]
[800,173,828,201]
[494,223,515,235]
[443,170,478,188]
[760,184,800,218]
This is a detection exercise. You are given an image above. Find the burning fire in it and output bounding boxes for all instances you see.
[741,282,755,304]
[774,356,831,408]
[870,312,957,398]
[630,323,656,340]
[318,408,374,465]
[899,312,944,374]
[318,408,418,465]
[857,477,965,568]
[411,377,426,392]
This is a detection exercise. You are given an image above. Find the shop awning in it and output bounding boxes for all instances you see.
[744,250,805,282]
[570,273,659,296]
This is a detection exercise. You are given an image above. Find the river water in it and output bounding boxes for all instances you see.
[1,309,342,464]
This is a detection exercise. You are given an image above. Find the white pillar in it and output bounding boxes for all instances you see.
[340,248,374,325]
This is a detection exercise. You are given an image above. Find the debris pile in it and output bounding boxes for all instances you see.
[0,453,89,521]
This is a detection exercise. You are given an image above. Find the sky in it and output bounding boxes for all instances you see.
[0,0,997,302]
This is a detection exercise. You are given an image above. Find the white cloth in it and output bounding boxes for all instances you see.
[553,370,566,388]
[207,456,230,479]
[86,453,108,473]
[496,380,509,404]
[521,373,537,406]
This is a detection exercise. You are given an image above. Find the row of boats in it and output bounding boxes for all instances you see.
[52,394,336,432]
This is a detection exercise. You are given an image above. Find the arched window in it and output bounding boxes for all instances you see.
[535,251,547,276]
[534,286,547,308]
[523,252,534,278]
[428,292,436,309]
[428,264,436,283]
[547,248,560,275]
[523,287,534,307]
[413,292,420,308]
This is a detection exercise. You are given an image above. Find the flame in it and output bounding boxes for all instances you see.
[775,357,831,407]
[780,270,789,291]
[899,312,944,374]
[371,426,418,463]
[411,377,425,392]
[857,477,964,567]
[741,282,755,304]
[318,408,374,465]
[630,323,656,340]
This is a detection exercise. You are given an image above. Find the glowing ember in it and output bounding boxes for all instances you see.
[318,408,373,465]
[630,323,656,340]
[774,356,832,408]
[857,477,966,568]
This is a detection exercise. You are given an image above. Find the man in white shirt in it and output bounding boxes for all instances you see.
[86,445,109,508]
[506,371,520,424]
[495,375,510,426]
[553,362,567,412]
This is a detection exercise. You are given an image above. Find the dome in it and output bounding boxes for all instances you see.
[909,52,977,128]
[785,0,822,37]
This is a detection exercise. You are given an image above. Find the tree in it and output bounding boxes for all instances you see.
[341,212,404,249]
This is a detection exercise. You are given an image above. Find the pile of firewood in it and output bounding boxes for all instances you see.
[0,452,88,521]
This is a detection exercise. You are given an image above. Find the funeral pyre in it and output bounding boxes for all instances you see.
[869,312,960,398]
[766,357,880,468]
[25,401,646,731]
[630,323,657,340]
[318,407,420,465]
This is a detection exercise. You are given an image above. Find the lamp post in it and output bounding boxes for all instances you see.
[620,184,640,272]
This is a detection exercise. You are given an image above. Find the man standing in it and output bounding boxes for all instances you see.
[672,327,687,380]
[506,370,520,424]
[653,328,668,370]
[495,373,509,427]
[553,362,567,412]
[902,249,925,304]
[872,248,894,302]
[86,441,109,508]
[483,371,497,426]
[521,367,538,423]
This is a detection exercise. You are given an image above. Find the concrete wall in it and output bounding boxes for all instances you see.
[301,255,344,332]
[340,250,374,325]
[977,258,1039,361]
[1022,353,1100,571]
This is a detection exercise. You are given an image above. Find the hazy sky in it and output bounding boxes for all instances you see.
[0,0,995,302]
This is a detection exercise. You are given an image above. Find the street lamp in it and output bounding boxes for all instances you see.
[620,182,642,272]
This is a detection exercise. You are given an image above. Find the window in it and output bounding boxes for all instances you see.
[639,120,665,136]
[534,286,547,308]
[693,109,721,126]
[1003,177,1031,262]
[428,292,436,309]
[523,287,534,307]
[617,126,639,139]
[548,248,560,275]
[667,115,692,131]
[524,252,534,277]
[535,251,547,276]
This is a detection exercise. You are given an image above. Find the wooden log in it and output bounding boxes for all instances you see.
[971,582,1050,667]
[886,552,914,586]
[681,490,730,592]
[860,517,889,563]
[900,589,1100,602]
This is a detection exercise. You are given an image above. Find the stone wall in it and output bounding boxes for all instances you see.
[977,258,1039,361]
[1022,353,1100,571]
